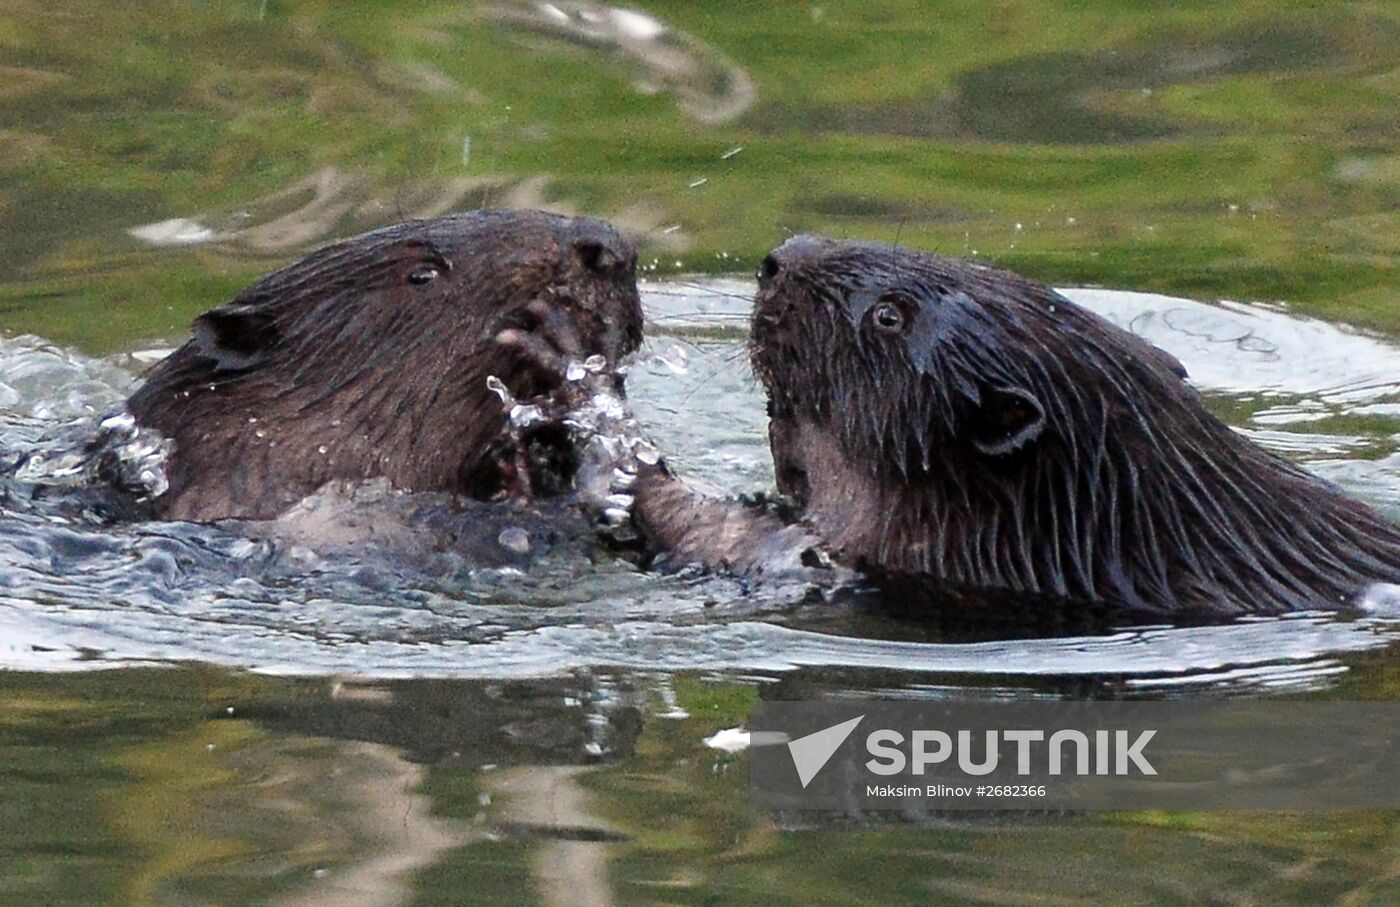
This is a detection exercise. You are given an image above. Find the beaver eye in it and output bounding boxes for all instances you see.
[871,301,905,333]
[407,265,440,286]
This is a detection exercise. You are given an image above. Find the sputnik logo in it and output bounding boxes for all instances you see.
[787,715,865,788]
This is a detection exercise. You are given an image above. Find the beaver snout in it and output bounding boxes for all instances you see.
[759,235,831,288]
[757,254,781,288]
[555,218,642,359]
[567,221,636,278]
[573,237,630,277]
[754,235,837,332]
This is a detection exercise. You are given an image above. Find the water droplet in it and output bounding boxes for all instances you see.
[497,527,530,555]
[486,375,513,404]
[653,345,690,375]
[509,404,544,427]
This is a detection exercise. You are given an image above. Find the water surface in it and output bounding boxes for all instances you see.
[3,2,1400,904]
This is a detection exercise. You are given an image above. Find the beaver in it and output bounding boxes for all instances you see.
[126,210,642,522]
[630,236,1400,618]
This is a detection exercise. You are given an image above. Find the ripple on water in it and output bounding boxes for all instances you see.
[2,281,1400,688]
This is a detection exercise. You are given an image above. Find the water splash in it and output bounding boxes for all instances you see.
[2,282,1400,688]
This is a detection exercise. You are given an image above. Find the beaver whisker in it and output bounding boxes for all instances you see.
[640,290,752,305]
[665,280,755,303]
[641,342,752,412]
[644,311,754,323]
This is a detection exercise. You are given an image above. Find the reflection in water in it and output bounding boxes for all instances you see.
[128,167,482,253]
[6,661,1400,905]
[486,1,756,123]
[247,673,647,906]
[3,0,1397,358]
[489,766,622,907]
[262,741,467,907]
[772,16,1399,145]
[128,168,691,256]
[92,715,467,905]
[0,669,645,906]
[118,2,757,261]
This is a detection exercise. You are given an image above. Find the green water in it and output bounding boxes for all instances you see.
[3,1,1400,904]
[6,666,1400,906]
[1,1,1397,351]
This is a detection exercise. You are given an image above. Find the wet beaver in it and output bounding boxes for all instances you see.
[127,210,642,522]
[631,236,1400,618]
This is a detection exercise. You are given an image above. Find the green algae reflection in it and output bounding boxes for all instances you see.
[0,0,1396,353]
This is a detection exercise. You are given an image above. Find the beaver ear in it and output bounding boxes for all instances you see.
[192,304,279,371]
[968,385,1045,456]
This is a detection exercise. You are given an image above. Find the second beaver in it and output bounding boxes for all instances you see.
[630,237,1400,618]
[127,210,642,522]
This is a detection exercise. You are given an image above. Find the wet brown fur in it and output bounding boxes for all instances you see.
[641,233,1400,615]
[127,210,641,521]
[741,236,1400,616]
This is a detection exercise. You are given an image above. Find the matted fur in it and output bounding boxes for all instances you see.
[749,236,1400,616]
[128,210,641,521]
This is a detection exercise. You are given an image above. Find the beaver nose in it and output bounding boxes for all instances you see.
[570,223,635,277]
[757,254,781,288]
[759,234,828,288]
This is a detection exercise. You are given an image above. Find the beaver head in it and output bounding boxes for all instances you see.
[750,235,1400,616]
[128,209,642,521]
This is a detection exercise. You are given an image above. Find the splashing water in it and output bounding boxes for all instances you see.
[2,282,1400,692]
